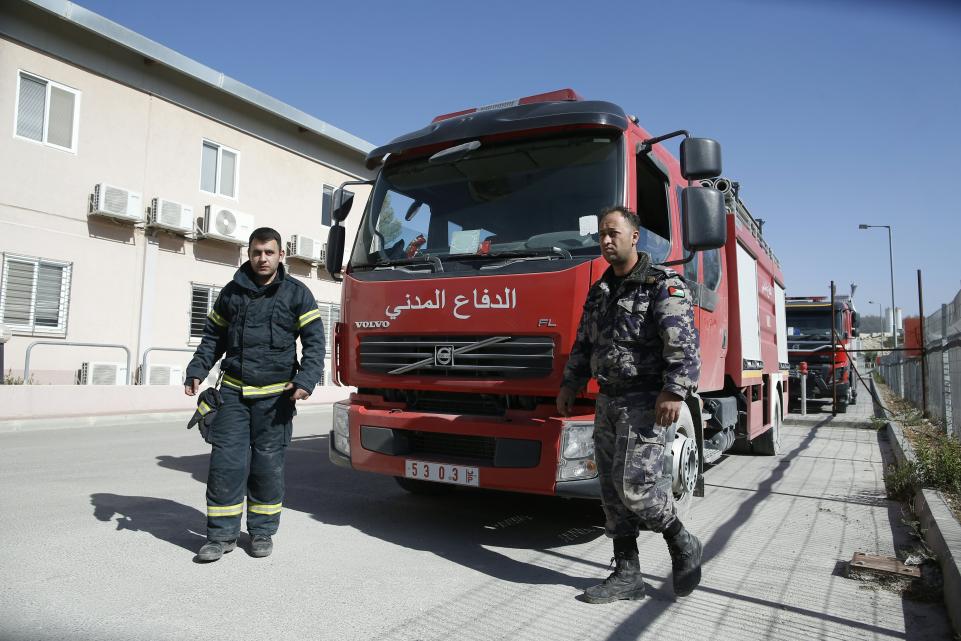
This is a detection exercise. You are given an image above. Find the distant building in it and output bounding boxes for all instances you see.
[0,0,373,388]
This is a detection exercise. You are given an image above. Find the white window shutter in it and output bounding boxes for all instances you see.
[16,74,46,142]
[1,259,37,326]
[201,142,218,192]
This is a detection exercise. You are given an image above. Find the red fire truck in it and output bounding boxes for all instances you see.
[786,296,860,412]
[323,89,788,503]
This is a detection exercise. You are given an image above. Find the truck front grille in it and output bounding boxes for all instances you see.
[359,335,554,378]
[409,431,496,465]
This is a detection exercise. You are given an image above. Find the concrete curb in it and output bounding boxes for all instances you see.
[874,378,961,636]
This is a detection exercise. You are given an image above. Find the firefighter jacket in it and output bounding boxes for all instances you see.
[561,252,699,398]
[185,262,326,398]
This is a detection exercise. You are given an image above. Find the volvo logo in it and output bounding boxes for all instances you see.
[355,320,390,329]
[434,345,454,366]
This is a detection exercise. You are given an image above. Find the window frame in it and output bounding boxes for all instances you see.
[199,139,240,199]
[13,70,81,153]
[0,253,73,336]
[188,282,223,344]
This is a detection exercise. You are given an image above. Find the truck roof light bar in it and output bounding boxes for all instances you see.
[431,88,584,123]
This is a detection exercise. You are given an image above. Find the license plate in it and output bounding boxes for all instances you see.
[404,460,479,487]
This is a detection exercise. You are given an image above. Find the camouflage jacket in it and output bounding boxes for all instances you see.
[561,252,700,398]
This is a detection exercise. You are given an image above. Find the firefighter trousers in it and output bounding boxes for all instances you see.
[204,386,295,541]
[594,390,677,538]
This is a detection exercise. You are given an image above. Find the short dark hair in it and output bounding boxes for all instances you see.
[598,206,640,231]
[248,227,282,250]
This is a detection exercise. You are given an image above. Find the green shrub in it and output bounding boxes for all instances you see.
[884,462,919,502]
[914,436,961,496]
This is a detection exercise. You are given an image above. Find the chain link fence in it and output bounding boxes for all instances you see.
[879,287,961,439]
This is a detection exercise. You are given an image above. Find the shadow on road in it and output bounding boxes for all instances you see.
[154,434,606,589]
[90,493,206,553]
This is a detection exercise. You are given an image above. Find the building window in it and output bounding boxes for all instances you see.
[15,71,80,152]
[322,185,354,227]
[200,140,239,198]
[316,301,340,385]
[0,254,72,335]
[189,283,222,340]
[322,185,334,227]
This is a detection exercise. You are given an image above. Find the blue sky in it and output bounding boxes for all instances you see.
[78,0,961,317]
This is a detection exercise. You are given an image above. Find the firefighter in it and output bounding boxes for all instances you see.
[185,227,325,562]
[557,206,703,602]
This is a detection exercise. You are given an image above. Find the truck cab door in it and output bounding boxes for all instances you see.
[677,186,727,392]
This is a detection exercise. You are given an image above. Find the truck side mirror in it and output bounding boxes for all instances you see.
[325,225,346,276]
[332,188,354,223]
[851,311,860,328]
[681,186,727,251]
[680,138,722,181]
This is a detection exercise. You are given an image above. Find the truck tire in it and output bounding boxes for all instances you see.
[394,476,453,495]
[753,397,782,456]
[671,403,699,521]
[836,399,848,414]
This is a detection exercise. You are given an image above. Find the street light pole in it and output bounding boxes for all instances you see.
[859,224,898,348]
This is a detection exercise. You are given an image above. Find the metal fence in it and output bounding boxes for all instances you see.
[879,286,961,439]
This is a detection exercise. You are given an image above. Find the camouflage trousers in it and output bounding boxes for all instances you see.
[594,390,676,538]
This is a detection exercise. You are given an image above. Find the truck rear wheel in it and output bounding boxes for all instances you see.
[753,397,782,456]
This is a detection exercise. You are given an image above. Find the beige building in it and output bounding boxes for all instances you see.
[0,0,373,398]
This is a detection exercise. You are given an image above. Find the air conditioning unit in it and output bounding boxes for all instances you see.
[145,364,183,386]
[80,362,128,385]
[149,198,194,234]
[289,234,322,262]
[91,183,144,222]
[202,206,254,245]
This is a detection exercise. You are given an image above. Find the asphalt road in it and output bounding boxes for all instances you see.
[0,396,952,641]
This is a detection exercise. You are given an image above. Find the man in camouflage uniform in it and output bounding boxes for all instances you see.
[557,206,703,602]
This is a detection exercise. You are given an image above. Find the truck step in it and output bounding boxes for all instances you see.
[703,446,723,464]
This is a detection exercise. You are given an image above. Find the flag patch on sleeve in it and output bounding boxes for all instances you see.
[668,286,686,298]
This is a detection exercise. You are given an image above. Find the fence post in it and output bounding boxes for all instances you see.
[944,303,953,434]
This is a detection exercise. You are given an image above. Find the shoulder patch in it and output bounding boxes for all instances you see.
[668,285,686,299]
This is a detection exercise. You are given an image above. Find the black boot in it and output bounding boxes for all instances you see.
[666,525,702,596]
[196,539,236,562]
[582,538,646,604]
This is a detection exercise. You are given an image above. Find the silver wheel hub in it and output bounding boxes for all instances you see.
[672,433,699,498]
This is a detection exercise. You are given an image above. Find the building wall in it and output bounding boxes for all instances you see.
[0,34,370,388]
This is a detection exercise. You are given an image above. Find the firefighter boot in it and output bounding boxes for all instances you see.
[666,525,703,596]
[250,534,273,558]
[581,538,646,604]
[196,539,236,562]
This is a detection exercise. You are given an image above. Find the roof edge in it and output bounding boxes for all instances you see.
[23,0,375,155]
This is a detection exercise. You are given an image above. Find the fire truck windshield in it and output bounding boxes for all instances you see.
[786,309,845,340]
[349,133,636,271]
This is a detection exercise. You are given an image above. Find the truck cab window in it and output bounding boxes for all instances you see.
[635,153,671,262]
[703,248,722,290]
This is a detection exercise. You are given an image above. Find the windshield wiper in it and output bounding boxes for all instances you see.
[367,255,444,272]
[473,247,574,270]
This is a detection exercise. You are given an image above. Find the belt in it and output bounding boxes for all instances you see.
[598,380,661,397]
[221,374,290,398]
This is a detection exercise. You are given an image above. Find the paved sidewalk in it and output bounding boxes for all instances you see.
[0,392,952,640]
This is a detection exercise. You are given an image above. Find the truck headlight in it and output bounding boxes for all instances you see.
[557,420,597,481]
[332,402,350,456]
